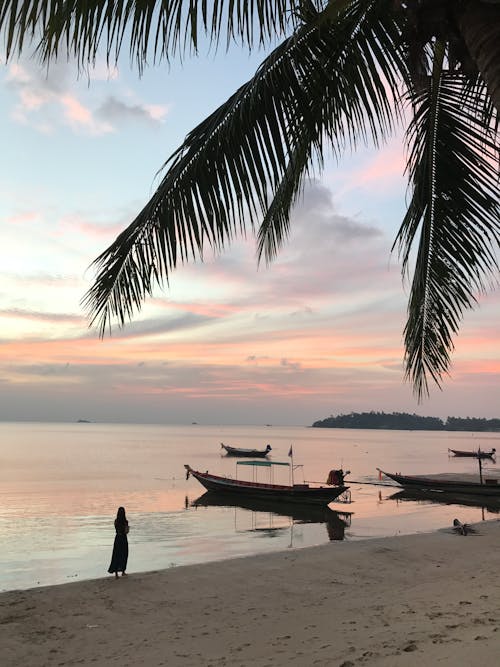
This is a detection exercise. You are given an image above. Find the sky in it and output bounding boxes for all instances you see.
[1,30,499,426]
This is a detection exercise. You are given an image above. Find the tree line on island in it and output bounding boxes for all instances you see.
[312,412,500,432]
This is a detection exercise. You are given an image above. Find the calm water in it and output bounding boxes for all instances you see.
[1,422,499,591]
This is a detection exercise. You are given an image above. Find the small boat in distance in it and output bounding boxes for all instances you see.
[378,469,500,497]
[185,461,350,505]
[448,448,496,459]
[221,443,272,458]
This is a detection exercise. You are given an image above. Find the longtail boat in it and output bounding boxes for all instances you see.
[185,461,350,505]
[448,448,496,459]
[378,468,500,497]
[221,443,272,457]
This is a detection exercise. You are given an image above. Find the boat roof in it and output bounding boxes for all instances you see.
[236,460,290,467]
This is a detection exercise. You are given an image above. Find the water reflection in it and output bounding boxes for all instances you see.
[388,489,500,514]
[189,492,352,541]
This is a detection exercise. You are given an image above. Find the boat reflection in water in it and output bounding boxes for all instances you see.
[190,491,352,541]
[388,489,500,515]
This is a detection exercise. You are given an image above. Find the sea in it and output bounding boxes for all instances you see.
[1,422,499,592]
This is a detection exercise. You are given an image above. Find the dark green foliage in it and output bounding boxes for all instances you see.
[312,411,500,431]
[445,416,500,431]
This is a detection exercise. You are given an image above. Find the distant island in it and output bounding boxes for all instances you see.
[312,412,500,432]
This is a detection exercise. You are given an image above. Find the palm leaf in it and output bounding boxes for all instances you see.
[394,60,500,398]
[257,2,406,262]
[0,0,304,68]
[82,1,405,334]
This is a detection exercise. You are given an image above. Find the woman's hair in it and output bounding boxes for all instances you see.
[116,506,127,523]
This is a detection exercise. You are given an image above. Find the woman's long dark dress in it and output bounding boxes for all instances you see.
[108,519,129,574]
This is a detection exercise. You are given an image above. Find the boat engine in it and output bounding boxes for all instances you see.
[326,469,350,485]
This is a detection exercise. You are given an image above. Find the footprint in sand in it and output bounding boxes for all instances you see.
[403,642,418,652]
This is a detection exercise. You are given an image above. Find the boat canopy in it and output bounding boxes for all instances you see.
[237,460,290,467]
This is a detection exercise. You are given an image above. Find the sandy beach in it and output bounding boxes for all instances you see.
[1,519,499,667]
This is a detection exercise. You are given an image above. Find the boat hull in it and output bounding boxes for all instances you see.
[221,443,271,458]
[448,449,495,459]
[379,469,500,497]
[186,466,348,505]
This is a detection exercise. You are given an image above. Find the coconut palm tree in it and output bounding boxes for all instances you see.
[2,0,499,398]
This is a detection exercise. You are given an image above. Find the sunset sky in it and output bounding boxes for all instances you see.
[1,38,499,426]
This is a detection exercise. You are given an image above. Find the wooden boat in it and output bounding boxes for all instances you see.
[190,491,352,540]
[448,448,496,459]
[221,443,272,457]
[185,461,349,505]
[378,469,500,497]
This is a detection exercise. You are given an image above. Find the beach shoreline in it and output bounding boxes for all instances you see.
[2,518,500,666]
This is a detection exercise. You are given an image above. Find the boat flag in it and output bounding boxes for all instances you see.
[288,445,293,457]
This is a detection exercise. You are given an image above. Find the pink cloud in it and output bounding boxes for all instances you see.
[5,60,162,136]
[1,319,498,420]
[60,94,113,134]
[60,94,93,124]
[6,63,30,83]
[6,211,40,225]
[149,298,239,318]
[144,104,169,122]
[58,213,127,238]
[0,309,84,324]
[345,141,406,193]
[18,88,47,111]
[326,139,407,201]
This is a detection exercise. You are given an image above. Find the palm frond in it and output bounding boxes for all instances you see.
[82,1,405,334]
[452,0,500,113]
[394,65,500,398]
[0,0,305,69]
[257,2,406,262]
[460,75,499,135]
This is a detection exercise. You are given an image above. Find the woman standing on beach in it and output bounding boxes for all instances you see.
[108,506,129,579]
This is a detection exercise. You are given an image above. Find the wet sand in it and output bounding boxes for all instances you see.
[1,519,499,666]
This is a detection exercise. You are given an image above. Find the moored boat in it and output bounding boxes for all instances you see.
[221,443,272,457]
[185,461,350,505]
[448,448,496,459]
[378,468,500,496]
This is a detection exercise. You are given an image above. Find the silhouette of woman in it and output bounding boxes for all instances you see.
[108,506,129,578]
